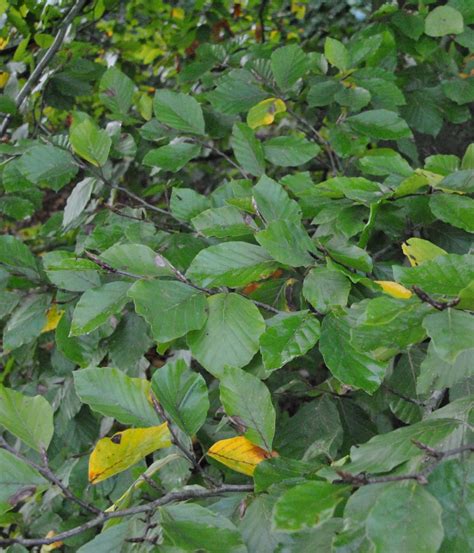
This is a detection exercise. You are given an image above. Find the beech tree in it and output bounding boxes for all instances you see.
[0,1,473,551]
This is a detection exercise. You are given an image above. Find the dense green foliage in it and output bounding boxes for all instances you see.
[0,0,473,551]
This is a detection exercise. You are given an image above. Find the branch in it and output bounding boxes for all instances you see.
[83,250,142,280]
[0,437,100,515]
[0,485,254,547]
[257,0,270,43]
[0,0,88,136]
[334,442,474,488]
[412,286,460,311]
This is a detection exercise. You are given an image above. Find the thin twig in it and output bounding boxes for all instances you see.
[335,442,474,488]
[412,286,460,311]
[257,0,270,43]
[0,485,254,547]
[0,0,88,136]
[0,438,100,515]
[83,250,142,280]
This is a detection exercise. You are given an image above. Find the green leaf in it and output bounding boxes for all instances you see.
[366,485,444,553]
[259,311,320,371]
[256,220,317,267]
[324,37,349,71]
[220,366,275,451]
[349,297,429,353]
[0,235,39,280]
[358,148,412,177]
[143,142,201,172]
[99,67,135,114]
[0,386,54,451]
[154,90,205,135]
[273,481,349,532]
[423,308,474,363]
[429,193,474,233]
[443,78,474,106]
[70,281,131,336]
[152,358,209,436]
[207,69,267,115]
[128,279,208,343]
[417,342,473,394]
[170,187,210,221]
[42,251,101,292]
[230,122,265,177]
[63,177,95,227]
[394,253,474,297]
[161,503,247,553]
[318,176,386,205]
[427,458,474,553]
[77,522,131,553]
[347,109,412,140]
[343,418,463,474]
[303,267,351,313]
[186,242,279,288]
[3,294,50,351]
[323,237,373,272]
[18,145,78,191]
[187,293,265,377]
[307,80,341,107]
[253,175,302,223]
[100,243,173,277]
[320,312,387,394]
[0,449,46,513]
[437,170,474,193]
[263,136,320,167]
[70,118,111,167]
[271,44,308,90]
[191,206,256,238]
[425,6,464,37]
[73,367,158,426]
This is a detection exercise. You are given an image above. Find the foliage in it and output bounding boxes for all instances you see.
[0,0,473,551]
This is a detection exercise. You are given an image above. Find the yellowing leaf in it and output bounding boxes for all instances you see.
[375,281,412,299]
[0,71,9,88]
[171,7,184,20]
[291,0,306,19]
[40,531,63,552]
[208,436,277,476]
[89,424,171,484]
[41,305,64,333]
[247,98,286,130]
[402,238,447,267]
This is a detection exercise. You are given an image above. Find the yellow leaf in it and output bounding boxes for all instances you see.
[171,7,185,20]
[401,238,447,267]
[40,531,63,552]
[247,98,286,130]
[0,71,9,89]
[208,436,277,476]
[89,424,171,484]
[41,305,64,333]
[291,0,306,19]
[375,281,412,299]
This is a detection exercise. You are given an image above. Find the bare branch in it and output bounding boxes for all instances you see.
[0,485,254,547]
[334,442,474,488]
[412,286,460,311]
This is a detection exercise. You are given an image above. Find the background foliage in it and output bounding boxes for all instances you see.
[0,0,473,551]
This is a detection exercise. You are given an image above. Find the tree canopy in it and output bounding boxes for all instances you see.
[0,0,473,551]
